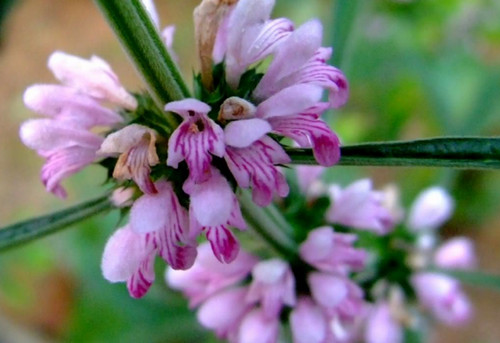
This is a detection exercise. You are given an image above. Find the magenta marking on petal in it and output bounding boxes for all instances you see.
[269,114,340,166]
[206,226,240,264]
[127,253,155,298]
[225,137,290,206]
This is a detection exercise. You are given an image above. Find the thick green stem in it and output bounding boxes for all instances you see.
[287,137,500,169]
[238,191,297,258]
[93,0,190,110]
[0,196,113,252]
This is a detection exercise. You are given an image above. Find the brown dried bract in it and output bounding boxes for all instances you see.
[194,0,238,90]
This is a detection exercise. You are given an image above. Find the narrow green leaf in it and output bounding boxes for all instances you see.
[93,0,190,108]
[331,0,361,67]
[287,137,500,169]
[435,268,500,291]
[0,196,113,252]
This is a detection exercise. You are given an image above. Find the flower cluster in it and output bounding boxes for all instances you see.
[20,0,347,297]
[166,168,477,342]
[167,226,367,343]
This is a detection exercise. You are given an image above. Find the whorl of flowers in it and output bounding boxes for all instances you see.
[20,0,347,297]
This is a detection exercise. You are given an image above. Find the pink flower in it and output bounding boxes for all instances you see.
[411,272,472,326]
[434,237,477,270]
[308,272,365,321]
[102,181,197,298]
[21,82,124,198]
[214,0,294,88]
[246,259,296,318]
[101,225,156,298]
[255,85,341,167]
[165,99,225,183]
[299,227,367,274]
[166,242,257,307]
[326,179,395,235]
[225,136,290,207]
[48,51,137,110]
[295,165,325,196]
[253,19,348,109]
[237,308,280,343]
[407,187,454,231]
[290,297,328,343]
[364,303,403,343]
[98,124,159,194]
[197,287,253,340]
[184,168,247,263]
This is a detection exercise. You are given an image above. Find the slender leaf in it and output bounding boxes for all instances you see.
[287,137,500,169]
[0,196,113,252]
[93,0,190,108]
[331,0,361,67]
[435,268,500,291]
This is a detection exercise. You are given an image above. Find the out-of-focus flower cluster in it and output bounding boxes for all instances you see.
[167,166,477,342]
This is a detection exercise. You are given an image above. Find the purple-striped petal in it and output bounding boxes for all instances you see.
[166,99,224,183]
[206,226,240,264]
[254,19,323,99]
[40,146,97,198]
[225,136,290,206]
[269,112,340,166]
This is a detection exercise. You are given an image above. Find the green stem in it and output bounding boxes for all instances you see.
[433,267,500,291]
[0,196,113,252]
[93,0,190,111]
[238,191,297,258]
[287,137,500,169]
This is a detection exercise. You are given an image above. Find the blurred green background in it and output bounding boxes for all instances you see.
[1,0,500,342]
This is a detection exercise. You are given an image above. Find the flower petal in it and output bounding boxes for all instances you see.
[256,84,323,119]
[101,225,146,283]
[48,51,137,110]
[224,118,271,148]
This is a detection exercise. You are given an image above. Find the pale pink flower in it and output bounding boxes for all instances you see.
[407,187,454,231]
[166,242,257,307]
[98,124,159,194]
[308,272,365,321]
[101,224,156,298]
[197,287,252,340]
[21,83,124,198]
[214,0,294,88]
[237,308,280,343]
[434,237,477,270]
[110,187,135,207]
[411,272,472,326]
[326,179,396,235]
[184,168,247,263]
[295,165,325,196]
[246,259,296,318]
[165,99,225,183]
[299,227,367,275]
[255,85,341,167]
[364,303,403,343]
[253,19,348,109]
[48,51,137,110]
[101,181,197,297]
[290,297,328,343]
